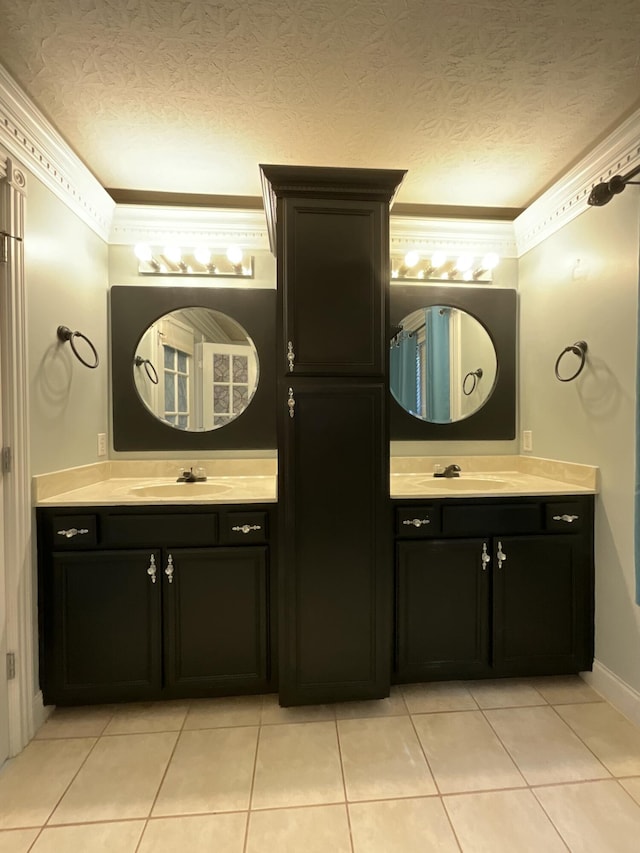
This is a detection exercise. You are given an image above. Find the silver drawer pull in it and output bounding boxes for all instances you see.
[56,527,89,538]
[402,518,430,528]
[287,341,295,372]
[147,554,157,584]
[165,554,174,583]
[552,514,579,523]
[481,542,491,571]
[497,540,507,569]
[232,524,262,534]
[288,387,295,418]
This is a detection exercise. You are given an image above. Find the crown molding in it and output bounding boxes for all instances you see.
[110,204,271,251]
[0,64,114,241]
[389,216,517,258]
[514,106,640,256]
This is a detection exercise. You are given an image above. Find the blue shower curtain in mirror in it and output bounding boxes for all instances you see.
[426,308,451,422]
[390,333,418,415]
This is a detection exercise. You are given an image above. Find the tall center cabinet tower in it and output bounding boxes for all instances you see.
[260,165,406,705]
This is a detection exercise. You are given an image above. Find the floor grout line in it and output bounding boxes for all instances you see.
[334,717,356,853]
[8,680,640,849]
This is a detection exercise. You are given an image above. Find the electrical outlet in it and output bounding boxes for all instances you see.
[522,430,533,452]
[97,433,107,457]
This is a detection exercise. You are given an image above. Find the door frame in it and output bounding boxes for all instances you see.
[1,149,37,756]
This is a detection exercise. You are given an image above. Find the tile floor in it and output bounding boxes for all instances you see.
[2,676,640,851]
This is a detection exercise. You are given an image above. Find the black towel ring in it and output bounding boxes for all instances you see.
[56,325,99,369]
[134,355,159,385]
[463,367,483,396]
[554,340,588,382]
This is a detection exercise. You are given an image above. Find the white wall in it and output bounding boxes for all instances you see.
[518,192,640,693]
[26,175,109,475]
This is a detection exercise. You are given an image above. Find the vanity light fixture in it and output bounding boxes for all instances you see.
[391,251,500,283]
[134,243,255,279]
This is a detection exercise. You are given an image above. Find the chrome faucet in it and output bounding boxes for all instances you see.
[434,463,461,479]
[176,467,207,483]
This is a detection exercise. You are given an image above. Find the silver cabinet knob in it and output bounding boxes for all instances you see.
[165,554,174,583]
[147,554,157,584]
[287,341,295,372]
[287,387,295,418]
[481,542,491,571]
[231,524,262,534]
[56,527,89,538]
[497,540,507,569]
[552,514,579,523]
[402,518,430,528]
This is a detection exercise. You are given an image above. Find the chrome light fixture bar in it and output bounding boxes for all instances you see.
[134,243,254,278]
[391,251,499,283]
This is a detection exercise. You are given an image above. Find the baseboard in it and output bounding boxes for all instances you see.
[582,660,640,727]
[31,690,51,737]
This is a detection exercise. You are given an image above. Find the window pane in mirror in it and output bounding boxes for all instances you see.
[390,305,497,424]
[134,307,259,432]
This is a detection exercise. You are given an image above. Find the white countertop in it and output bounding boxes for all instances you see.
[391,471,596,499]
[33,455,598,506]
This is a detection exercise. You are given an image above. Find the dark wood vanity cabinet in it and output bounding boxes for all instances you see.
[261,164,406,705]
[37,505,274,706]
[395,495,594,683]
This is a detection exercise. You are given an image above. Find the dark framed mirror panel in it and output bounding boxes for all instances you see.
[390,284,517,440]
[110,285,277,451]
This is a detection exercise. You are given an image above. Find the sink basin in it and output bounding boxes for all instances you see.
[131,482,233,498]
[418,477,509,491]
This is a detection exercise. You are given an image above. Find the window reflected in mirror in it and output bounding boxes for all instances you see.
[390,305,497,424]
[134,307,259,432]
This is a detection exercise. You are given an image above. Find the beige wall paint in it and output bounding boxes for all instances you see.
[518,192,640,692]
[25,175,109,474]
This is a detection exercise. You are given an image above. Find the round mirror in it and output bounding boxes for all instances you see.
[133,307,259,431]
[390,305,497,424]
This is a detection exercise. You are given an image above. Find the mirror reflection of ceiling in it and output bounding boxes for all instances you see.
[0,1,638,210]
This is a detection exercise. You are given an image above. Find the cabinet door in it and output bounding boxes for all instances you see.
[47,550,162,704]
[279,379,390,704]
[493,535,590,674]
[396,539,490,681]
[163,547,268,695]
[280,197,387,375]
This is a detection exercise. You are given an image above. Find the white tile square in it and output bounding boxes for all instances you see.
[252,722,344,809]
[338,716,436,801]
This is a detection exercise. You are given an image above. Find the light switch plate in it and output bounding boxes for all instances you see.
[97,433,107,457]
[522,430,533,452]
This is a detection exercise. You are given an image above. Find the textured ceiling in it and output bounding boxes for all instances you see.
[0,0,639,210]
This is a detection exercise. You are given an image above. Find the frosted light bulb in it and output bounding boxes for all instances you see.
[456,253,473,272]
[404,251,420,268]
[431,251,446,268]
[227,245,243,265]
[134,243,153,262]
[164,245,182,264]
[194,246,211,265]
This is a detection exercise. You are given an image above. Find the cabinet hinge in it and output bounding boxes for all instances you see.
[1,446,11,474]
[6,652,16,680]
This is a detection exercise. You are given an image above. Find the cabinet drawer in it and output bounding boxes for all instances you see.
[102,513,218,547]
[442,503,541,536]
[51,515,97,549]
[396,506,440,536]
[545,502,584,533]
[220,512,268,544]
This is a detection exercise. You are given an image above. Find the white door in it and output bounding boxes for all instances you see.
[0,286,9,767]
